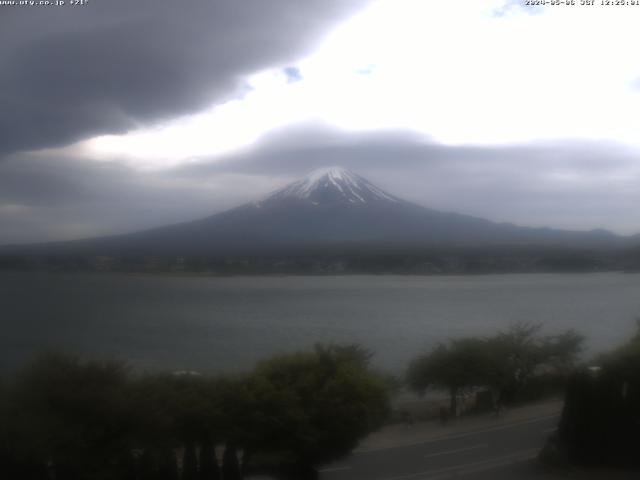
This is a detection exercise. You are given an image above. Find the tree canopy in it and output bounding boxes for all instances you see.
[0,345,391,479]
[246,344,390,467]
[407,338,490,412]
[554,322,640,468]
[407,323,584,412]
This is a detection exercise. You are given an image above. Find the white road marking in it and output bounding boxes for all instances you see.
[378,448,539,480]
[357,413,559,454]
[423,443,487,459]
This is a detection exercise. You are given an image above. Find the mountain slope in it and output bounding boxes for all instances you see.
[1,166,636,257]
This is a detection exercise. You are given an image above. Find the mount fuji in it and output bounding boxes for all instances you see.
[1,167,635,262]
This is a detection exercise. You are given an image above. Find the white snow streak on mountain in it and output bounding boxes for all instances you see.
[260,166,399,205]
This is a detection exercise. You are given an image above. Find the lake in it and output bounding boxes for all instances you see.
[1,272,639,374]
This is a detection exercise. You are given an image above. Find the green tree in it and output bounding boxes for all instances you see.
[183,441,198,480]
[0,374,49,479]
[407,324,585,411]
[131,372,229,479]
[10,351,135,480]
[486,323,584,403]
[245,344,390,471]
[222,444,241,480]
[597,318,640,366]
[555,323,640,467]
[407,338,491,414]
[199,440,220,480]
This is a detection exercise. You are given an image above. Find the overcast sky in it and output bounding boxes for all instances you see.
[2,0,640,245]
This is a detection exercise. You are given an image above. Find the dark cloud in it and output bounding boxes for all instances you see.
[174,124,639,179]
[0,0,368,156]
[173,124,435,176]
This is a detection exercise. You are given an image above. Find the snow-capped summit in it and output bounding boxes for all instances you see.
[260,166,399,206]
[5,167,629,260]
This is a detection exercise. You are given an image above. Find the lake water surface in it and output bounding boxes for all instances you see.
[1,272,639,374]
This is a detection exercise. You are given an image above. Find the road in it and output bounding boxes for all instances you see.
[319,409,560,480]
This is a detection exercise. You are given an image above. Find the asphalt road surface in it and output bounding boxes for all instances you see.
[319,413,559,480]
